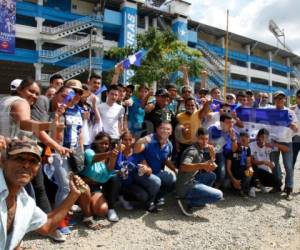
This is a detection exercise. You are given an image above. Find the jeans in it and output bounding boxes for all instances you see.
[156,170,176,199]
[53,154,70,207]
[232,166,252,193]
[252,168,281,189]
[133,173,161,204]
[184,172,223,207]
[293,136,300,167]
[31,167,52,213]
[215,152,226,186]
[134,170,176,203]
[270,142,294,189]
[102,175,122,209]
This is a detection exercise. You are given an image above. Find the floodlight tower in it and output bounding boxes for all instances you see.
[269,19,292,52]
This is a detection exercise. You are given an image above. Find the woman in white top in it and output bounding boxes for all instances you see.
[0,78,62,139]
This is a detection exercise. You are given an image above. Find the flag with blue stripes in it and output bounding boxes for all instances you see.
[236,107,294,142]
[122,50,145,70]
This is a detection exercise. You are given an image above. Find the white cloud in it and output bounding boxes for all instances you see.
[188,0,300,57]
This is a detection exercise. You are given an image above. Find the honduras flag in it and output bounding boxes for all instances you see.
[94,84,107,96]
[236,107,294,142]
[210,99,239,112]
[122,50,145,70]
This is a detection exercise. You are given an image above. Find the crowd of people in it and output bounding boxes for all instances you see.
[0,64,300,250]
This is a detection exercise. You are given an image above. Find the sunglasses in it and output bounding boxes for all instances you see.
[226,96,234,100]
[74,89,83,96]
[220,109,231,113]
[9,155,40,165]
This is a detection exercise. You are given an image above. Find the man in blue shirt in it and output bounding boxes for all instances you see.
[134,121,177,211]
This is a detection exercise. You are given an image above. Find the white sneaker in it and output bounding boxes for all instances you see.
[71,204,82,213]
[260,185,268,193]
[48,229,66,242]
[107,209,119,222]
[249,187,256,198]
[119,196,133,210]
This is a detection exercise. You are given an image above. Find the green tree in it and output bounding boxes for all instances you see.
[106,28,203,87]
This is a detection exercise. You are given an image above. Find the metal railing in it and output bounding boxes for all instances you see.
[197,40,225,72]
[40,58,102,82]
[41,16,102,35]
[38,36,102,62]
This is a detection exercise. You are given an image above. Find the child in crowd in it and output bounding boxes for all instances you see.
[226,132,253,197]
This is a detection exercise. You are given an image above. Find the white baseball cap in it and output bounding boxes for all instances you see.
[10,79,22,91]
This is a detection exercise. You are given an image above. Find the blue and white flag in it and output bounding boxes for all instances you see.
[94,84,107,96]
[0,0,16,53]
[236,107,294,142]
[210,99,239,112]
[122,50,145,70]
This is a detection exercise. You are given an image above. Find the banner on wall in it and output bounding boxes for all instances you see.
[123,7,137,84]
[0,0,16,53]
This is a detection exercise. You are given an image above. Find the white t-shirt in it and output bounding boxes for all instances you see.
[249,141,274,173]
[293,105,300,137]
[98,102,124,139]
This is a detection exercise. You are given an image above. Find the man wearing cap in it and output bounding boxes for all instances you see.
[0,137,87,250]
[270,91,298,200]
[10,79,22,95]
[226,93,236,105]
[143,88,176,135]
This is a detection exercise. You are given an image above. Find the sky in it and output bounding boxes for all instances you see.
[188,0,300,56]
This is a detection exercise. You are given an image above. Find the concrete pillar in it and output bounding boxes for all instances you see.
[145,16,149,31]
[172,16,188,43]
[287,57,291,105]
[119,1,137,85]
[268,51,273,101]
[219,37,225,49]
[35,40,44,81]
[246,44,251,83]
[34,63,43,82]
[152,17,157,28]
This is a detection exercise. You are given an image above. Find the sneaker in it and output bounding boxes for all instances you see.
[269,187,281,193]
[156,197,165,206]
[285,188,293,201]
[147,202,158,213]
[119,196,133,210]
[48,229,66,242]
[239,190,248,198]
[177,199,194,217]
[249,187,256,198]
[260,185,268,193]
[107,209,119,222]
[71,204,82,213]
[58,226,71,235]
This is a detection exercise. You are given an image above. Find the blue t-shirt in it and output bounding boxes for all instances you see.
[81,149,115,184]
[128,96,145,133]
[138,134,173,174]
[115,152,143,186]
[63,105,83,148]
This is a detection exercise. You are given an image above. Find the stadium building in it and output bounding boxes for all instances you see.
[0,0,300,96]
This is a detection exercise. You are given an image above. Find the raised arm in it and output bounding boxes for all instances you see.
[111,63,123,86]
